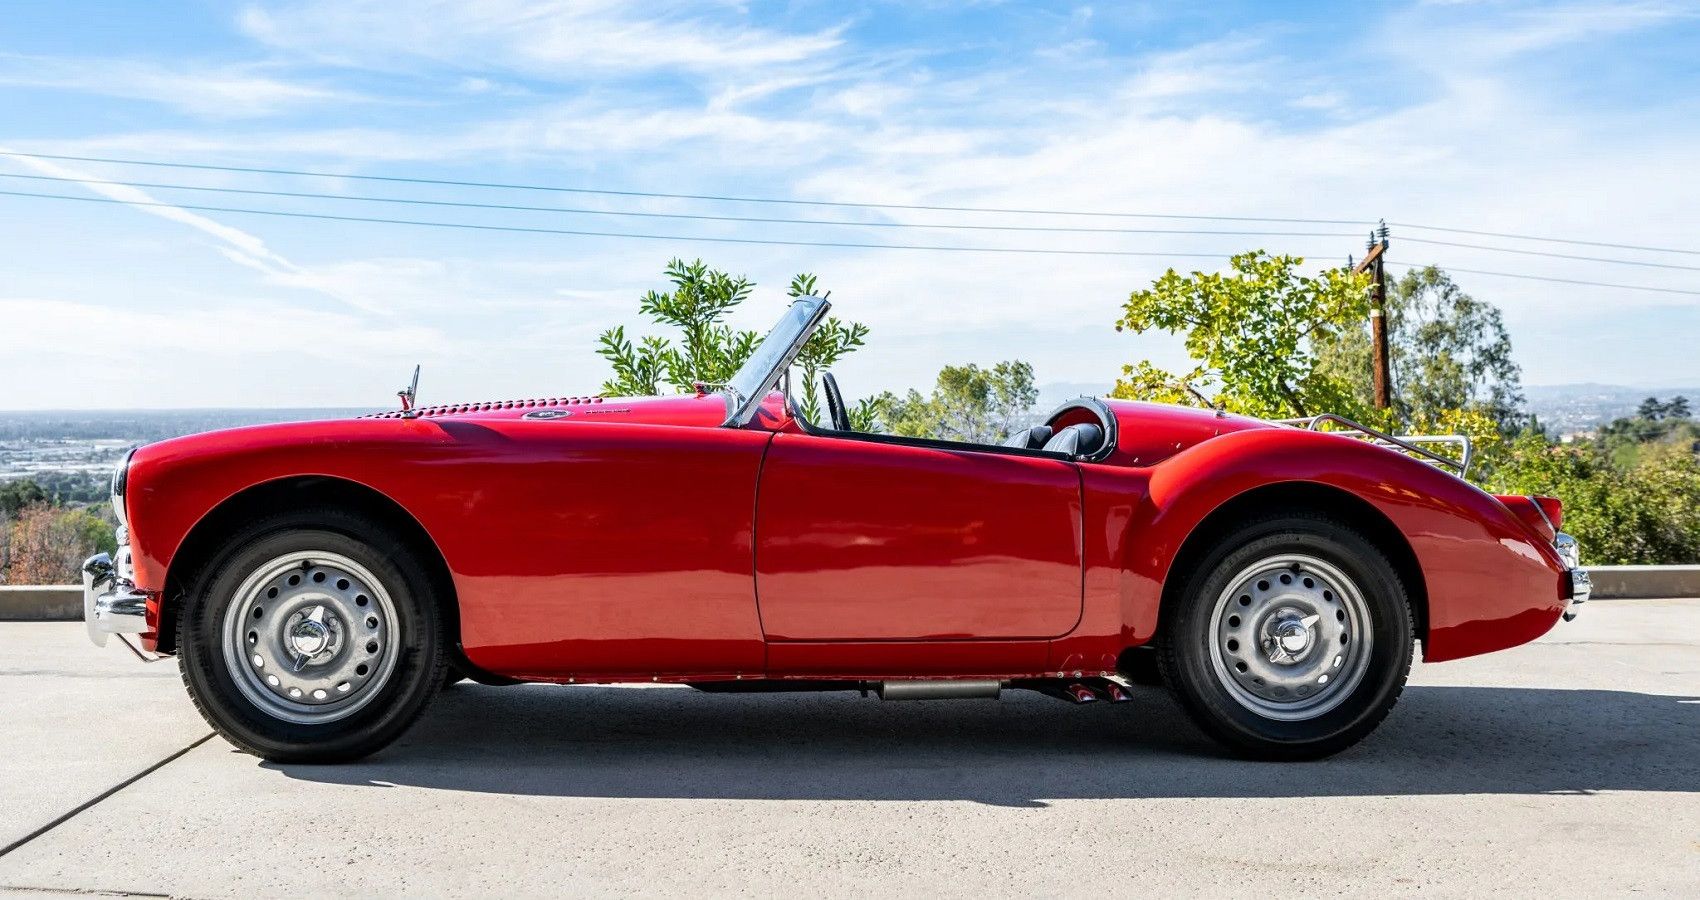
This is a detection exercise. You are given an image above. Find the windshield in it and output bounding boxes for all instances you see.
[723,295,829,426]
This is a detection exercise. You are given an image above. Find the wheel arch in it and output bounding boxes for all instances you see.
[157,475,460,658]
[1156,481,1429,652]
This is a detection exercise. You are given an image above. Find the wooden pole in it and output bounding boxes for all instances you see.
[1371,251,1390,408]
[1353,228,1392,409]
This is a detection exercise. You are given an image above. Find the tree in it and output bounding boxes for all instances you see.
[1490,434,1700,565]
[4,504,115,584]
[1597,396,1699,468]
[1111,252,1370,419]
[0,479,48,517]
[875,360,1038,444]
[596,259,873,426]
[0,508,11,582]
[1317,265,1525,434]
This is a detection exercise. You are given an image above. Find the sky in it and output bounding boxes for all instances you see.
[1,0,1698,410]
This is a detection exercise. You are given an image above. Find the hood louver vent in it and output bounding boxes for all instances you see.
[364,396,606,420]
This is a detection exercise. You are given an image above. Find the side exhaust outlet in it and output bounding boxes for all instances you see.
[876,679,1002,701]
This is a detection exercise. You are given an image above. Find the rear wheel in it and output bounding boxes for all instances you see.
[1158,513,1413,760]
[178,510,447,762]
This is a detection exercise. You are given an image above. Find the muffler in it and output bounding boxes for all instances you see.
[876,679,1002,701]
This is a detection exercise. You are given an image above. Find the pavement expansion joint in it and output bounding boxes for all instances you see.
[0,734,215,860]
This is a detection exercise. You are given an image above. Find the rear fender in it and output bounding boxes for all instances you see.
[1131,428,1568,662]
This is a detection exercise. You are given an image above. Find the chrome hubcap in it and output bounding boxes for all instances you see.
[222,550,400,725]
[1208,553,1374,721]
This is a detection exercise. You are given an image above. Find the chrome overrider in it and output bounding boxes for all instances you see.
[1556,532,1591,622]
[82,539,149,648]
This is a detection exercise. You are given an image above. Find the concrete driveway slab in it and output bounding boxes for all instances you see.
[0,624,209,852]
[0,603,1695,897]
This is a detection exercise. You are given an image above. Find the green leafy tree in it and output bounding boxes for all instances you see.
[595,259,872,424]
[1317,265,1525,433]
[0,479,49,517]
[1596,397,1699,468]
[1490,433,1700,564]
[786,274,872,427]
[1111,251,1370,419]
[875,360,1038,444]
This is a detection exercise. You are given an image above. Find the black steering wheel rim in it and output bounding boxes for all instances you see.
[821,372,851,431]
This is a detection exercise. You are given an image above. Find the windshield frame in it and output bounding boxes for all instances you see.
[721,295,831,427]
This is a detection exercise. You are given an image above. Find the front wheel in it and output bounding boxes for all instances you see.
[178,511,447,762]
[1157,513,1414,760]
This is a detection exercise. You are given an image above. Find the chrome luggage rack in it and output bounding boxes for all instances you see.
[1276,413,1473,478]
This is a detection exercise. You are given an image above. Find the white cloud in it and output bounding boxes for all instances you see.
[237,0,845,76]
[0,53,359,118]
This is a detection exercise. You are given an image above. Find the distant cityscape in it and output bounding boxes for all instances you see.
[0,384,1691,499]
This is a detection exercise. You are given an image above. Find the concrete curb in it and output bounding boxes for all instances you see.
[6,565,1699,621]
[1584,566,1700,600]
[0,585,82,621]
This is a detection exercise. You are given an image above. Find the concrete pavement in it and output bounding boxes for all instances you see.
[1,600,1697,898]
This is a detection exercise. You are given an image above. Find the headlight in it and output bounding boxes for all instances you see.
[110,448,135,529]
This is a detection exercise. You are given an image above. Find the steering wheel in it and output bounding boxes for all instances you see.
[822,372,852,431]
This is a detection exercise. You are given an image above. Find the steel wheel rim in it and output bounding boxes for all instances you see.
[1206,553,1374,721]
[221,550,401,725]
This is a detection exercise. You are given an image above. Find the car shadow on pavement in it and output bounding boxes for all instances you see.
[266,684,1700,807]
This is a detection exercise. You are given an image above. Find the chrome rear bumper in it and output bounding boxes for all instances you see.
[1556,532,1590,622]
[82,551,149,647]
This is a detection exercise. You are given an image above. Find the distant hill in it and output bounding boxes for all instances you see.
[0,408,374,444]
[1524,385,1700,434]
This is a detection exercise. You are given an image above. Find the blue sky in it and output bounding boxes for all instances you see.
[2,0,1698,409]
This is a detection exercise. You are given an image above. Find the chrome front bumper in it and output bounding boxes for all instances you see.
[1556,532,1591,622]
[82,549,150,647]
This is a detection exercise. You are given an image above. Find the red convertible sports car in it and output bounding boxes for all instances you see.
[82,296,1589,762]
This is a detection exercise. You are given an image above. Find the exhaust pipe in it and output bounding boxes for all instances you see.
[876,679,1002,701]
[1009,676,1138,704]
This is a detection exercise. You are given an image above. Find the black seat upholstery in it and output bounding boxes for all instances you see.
[1002,424,1054,450]
[1041,422,1104,457]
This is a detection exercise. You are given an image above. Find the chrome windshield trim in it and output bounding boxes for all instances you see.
[721,296,830,428]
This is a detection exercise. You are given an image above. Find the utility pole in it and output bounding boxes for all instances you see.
[1353,221,1392,409]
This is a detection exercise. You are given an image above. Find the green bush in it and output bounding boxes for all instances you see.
[1490,433,1700,565]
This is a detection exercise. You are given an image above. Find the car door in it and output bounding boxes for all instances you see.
[754,432,1084,642]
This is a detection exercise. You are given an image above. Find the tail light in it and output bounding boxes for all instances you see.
[1494,494,1561,541]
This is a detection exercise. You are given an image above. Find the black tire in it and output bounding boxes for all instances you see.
[177,508,448,763]
[1157,512,1413,760]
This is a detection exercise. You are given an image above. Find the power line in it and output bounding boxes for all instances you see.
[1385,260,1700,296]
[1391,221,1700,257]
[12,171,1691,275]
[0,172,1363,239]
[0,150,1374,226]
[1400,235,1700,272]
[5,152,1693,258]
[0,187,1348,260]
[7,151,1692,259]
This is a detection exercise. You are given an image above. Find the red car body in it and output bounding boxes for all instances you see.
[116,392,1574,684]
